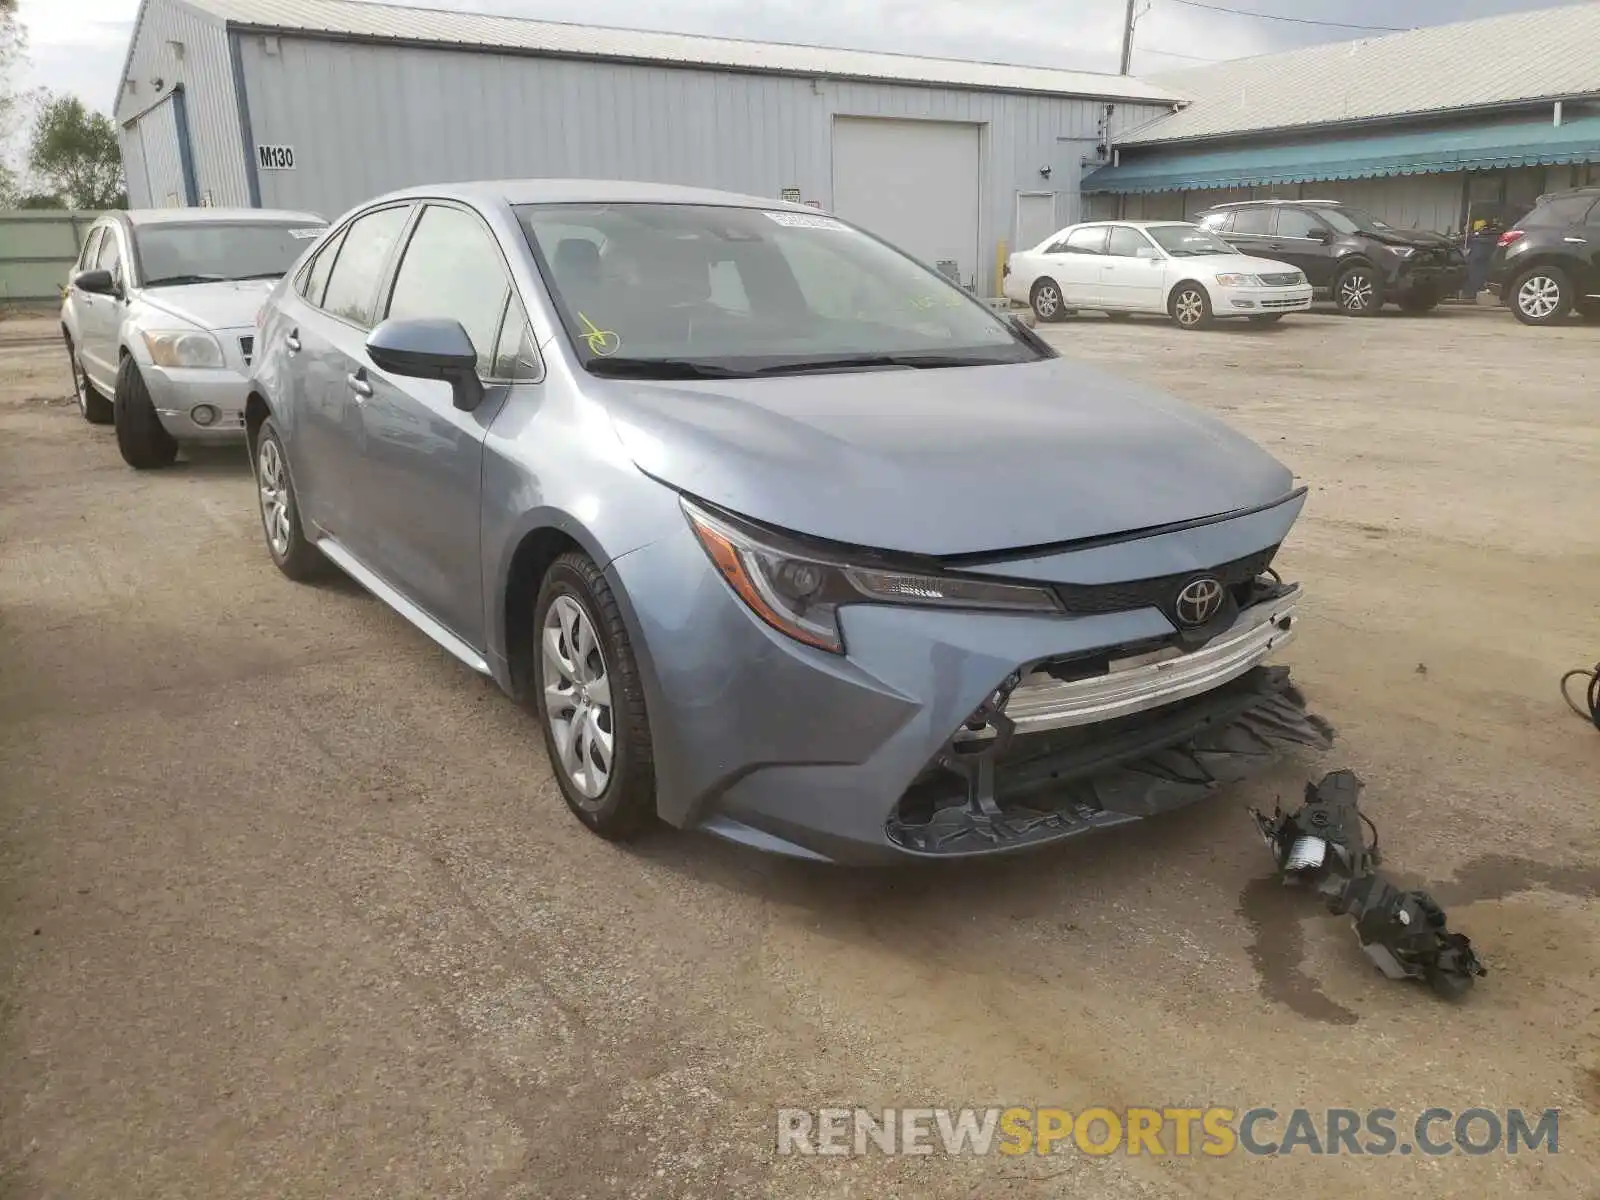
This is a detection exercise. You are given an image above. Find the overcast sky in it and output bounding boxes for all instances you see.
[15,0,1582,115]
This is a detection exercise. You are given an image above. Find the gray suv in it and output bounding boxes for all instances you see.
[248,180,1330,864]
[60,208,325,467]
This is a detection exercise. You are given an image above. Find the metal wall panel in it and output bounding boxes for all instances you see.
[133,95,189,206]
[236,33,1170,293]
[116,0,249,207]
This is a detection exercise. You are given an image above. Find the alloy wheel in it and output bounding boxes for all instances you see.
[256,437,292,559]
[1033,283,1060,319]
[1174,289,1205,326]
[1516,274,1562,321]
[542,594,615,803]
[1338,272,1375,312]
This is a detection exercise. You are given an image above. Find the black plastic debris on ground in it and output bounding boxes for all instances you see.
[1252,769,1487,999]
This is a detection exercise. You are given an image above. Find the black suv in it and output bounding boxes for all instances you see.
[1488,186,1600,326]
[1194,199,1466,316]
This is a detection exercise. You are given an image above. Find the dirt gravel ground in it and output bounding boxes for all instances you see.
[1,305,1597,1199]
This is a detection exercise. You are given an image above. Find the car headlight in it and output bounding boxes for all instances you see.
[683,499,1061,654]
[141,329,225,369]
[1215,273,1263,287]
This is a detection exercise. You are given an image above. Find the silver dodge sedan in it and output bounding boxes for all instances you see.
[60,207,325,468]
[247,180,1331,864]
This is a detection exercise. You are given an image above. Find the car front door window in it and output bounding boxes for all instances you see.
[384,204,514,374]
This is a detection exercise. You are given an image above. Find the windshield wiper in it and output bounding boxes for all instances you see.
[747,353,1010,376]
[229,271,286,281]
[143,273,228,286]
[585,357,754,379]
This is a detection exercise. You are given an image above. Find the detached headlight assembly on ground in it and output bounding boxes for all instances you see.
[682,499,1060,653]
[1215,273,1263,287]
[141,329,225,369]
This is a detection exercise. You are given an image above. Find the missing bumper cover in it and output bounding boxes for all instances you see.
[887,665,1334,856]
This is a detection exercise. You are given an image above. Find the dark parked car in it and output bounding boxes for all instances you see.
[1195,199,1466,316]
[1488,186,1600,326]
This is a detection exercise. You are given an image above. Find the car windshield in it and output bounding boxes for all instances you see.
[1317,207,1392,235]
[1147,225,1235,257]
[515,202,1042,377]
[135,222,326,286]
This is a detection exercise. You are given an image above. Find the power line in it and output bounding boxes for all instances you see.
[1163,0,1406,32]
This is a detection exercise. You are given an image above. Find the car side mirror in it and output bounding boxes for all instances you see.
[366,317,484,412]
[73,268,117,296]
[1317,230,1333,244]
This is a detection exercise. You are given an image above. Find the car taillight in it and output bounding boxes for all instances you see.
[1497,229,1525,248]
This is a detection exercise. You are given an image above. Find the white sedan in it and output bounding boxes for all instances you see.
[1004,220,1313,330]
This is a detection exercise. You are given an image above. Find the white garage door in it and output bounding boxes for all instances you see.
[832,117,981,290]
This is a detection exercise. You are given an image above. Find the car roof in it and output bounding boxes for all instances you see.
[1198,198,1346,210]
[118,207,326,227]
[1067,219,1196,229]
[358,178,797,211]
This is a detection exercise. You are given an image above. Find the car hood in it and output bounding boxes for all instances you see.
[1367,227,1455,250]
[598,358,1296,557]
[138,279,278,330]
[1172,252,1298,275]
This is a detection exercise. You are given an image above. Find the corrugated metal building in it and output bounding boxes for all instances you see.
[1083,2,1600,234]
[113,0,1179,294]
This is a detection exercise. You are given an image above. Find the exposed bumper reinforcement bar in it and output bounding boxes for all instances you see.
[887,665,1333,857]
[990,589,1298,737]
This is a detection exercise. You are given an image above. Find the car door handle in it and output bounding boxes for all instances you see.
[1564,236,1588,244]
[347,371,373,400]
[285,330,301,353]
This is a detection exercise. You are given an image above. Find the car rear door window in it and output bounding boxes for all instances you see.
[1064,227,1108,255]
[1273,208,1326,240]
[1230,208,1273,235]
[384,204,511,376]
[320,205,411,329]
[1526,194,1598,227]
[299,227,347,307]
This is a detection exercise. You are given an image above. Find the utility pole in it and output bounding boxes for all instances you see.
[1119,0,1137,74]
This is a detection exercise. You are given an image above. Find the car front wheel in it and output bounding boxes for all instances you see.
[64,335,113,424]
[1169,283,1213,330]
[534,552,657,840]
[113,357,178,469]
[1510,267,1571,325]
[1335,265,1383,316]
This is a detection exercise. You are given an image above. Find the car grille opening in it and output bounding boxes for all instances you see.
[1051,546,1278,622]
[1258,272,1303,287]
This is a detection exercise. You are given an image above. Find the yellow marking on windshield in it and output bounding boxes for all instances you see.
[576,312,621,357]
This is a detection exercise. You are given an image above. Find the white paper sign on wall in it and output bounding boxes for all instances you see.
[257,144,296,171]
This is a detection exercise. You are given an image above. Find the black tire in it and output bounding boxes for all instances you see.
[253,418,326,582]
[1509,266,1572,326]
[64,334,113,424]
[1398,290,1439,314]
[112,357,178,469]
[1334,264,1384,316]
[533,552,657,840]
[1247,313,1286,325]
[1168,281,1213,330]
[1030,277,1069,323]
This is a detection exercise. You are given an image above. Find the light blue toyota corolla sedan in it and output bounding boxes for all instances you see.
[247,180,1331,864]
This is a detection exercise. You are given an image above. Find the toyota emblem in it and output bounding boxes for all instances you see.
[1174,577,1225,627]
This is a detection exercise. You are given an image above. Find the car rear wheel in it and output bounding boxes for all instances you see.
[254,418,326,581]
[534,552,656,840]
[1335,265,1383,316]
[1168,283,1213,330]
[113,357,178,469]
[64,335,113,424]
[1030,278,1069,323]
[1510,267,1571,325]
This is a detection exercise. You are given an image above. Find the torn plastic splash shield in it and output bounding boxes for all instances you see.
[887,666,1334,856]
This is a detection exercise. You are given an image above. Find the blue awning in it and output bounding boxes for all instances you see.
[1082,114,1600,193]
